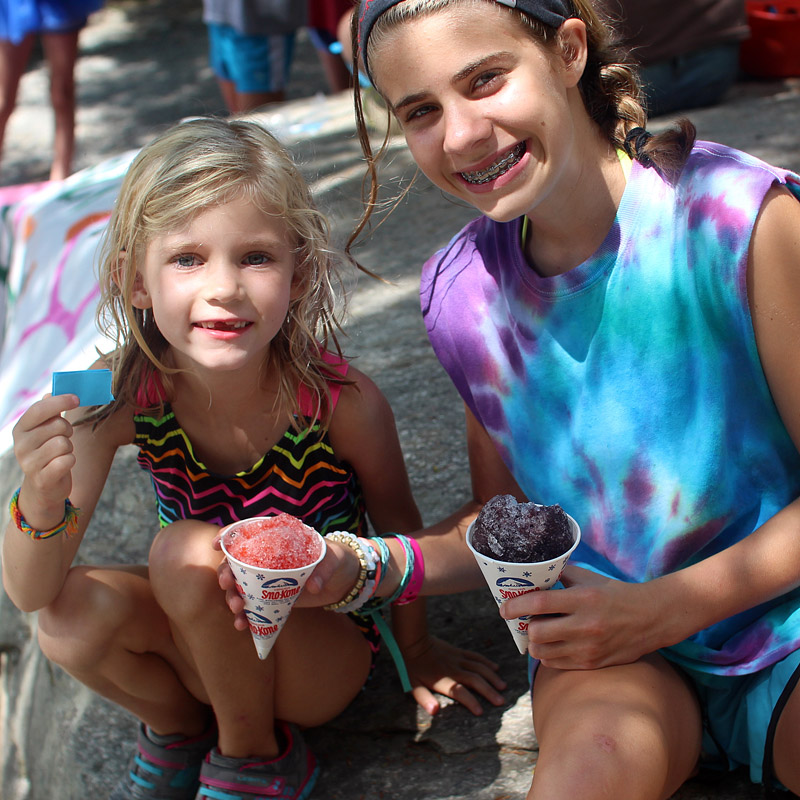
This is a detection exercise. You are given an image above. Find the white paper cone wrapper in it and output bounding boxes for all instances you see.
[220,518,326,660]
[466,512,581,655]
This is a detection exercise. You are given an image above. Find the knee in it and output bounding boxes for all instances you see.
[148,520,222,622]
[37,566,134,672]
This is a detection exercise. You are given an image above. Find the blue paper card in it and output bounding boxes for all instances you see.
[52,369,114,407]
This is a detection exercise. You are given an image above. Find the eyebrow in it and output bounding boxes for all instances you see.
[391,51,514,112]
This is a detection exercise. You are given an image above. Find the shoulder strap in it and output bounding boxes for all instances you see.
[297,350,349,417]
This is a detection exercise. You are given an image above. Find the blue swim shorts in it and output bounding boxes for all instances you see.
[528,648,800,790]
[682,648,800,790]
[206,22,295,94]
[0,0,103,44]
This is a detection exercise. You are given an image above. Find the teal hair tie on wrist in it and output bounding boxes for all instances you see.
[358,533,415,693]
[368,533,414,611]
[368,609,412,693]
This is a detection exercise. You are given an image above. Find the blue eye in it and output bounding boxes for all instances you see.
[474,70,502,90]
[406,104,436,122]
[244,253,271,266]
[175,254,198,268]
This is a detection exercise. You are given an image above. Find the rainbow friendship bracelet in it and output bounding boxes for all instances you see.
[8,489,79,540]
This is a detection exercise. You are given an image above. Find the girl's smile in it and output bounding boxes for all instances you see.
[458,141,528,186]
[194,318,253,338]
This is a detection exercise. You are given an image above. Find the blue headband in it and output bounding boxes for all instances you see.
[358,0,573,70]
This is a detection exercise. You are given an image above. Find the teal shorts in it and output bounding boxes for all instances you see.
[529,648,800,791]
[679,648,800,791]
[206,23,295,93]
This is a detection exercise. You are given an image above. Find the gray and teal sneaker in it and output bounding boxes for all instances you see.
[196,722,318,800]
[110,722,217,800]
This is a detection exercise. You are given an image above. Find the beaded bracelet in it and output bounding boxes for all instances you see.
[331,537,381,615]
[323,532,369,611]
[8,488,79,541]
[393,535,425,606]
[358,537,382,596]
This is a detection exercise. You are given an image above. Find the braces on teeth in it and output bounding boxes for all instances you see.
[461,143,525,184]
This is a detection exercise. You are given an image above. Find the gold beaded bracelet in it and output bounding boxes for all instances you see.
[323,532,369,611]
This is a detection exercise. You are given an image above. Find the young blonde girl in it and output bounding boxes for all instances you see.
[2,117,504,800]
[299,1,800,798]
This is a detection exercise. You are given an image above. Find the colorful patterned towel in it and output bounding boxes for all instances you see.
[0,151,136,453]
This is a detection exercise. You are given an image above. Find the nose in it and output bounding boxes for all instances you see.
[204,260,242,302]
[441,99,492,158]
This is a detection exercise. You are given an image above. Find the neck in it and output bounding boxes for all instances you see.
[523,130,626,278]
[169,359,280,418]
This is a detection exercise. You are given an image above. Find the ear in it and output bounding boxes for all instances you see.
[130,269,153,310]
[112,251,152,309]
[557,18,589,89]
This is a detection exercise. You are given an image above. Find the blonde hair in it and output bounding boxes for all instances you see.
[349,0,695,248]
[94,117,349,429]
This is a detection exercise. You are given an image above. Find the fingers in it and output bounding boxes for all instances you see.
[13,394,80,496]
[457,662,508,707]
[559,564,605,587]
[424,673,503,716]
[407,640,508,716]
[411,685,442,716]
[17,393,79,428]
[216,559,249,630]
[500,589,557,620]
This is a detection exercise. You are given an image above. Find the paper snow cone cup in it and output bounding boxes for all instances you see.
[220,516,326,660]
[466,512,581,655]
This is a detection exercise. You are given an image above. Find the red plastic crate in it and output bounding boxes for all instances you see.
[740,1,800,77]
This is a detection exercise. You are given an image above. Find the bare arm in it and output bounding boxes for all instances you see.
[409,403,527,593]
[313,398,526,599]
[2,392,133,611]
[330,371,506,711]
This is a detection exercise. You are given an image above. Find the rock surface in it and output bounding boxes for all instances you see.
[1,1,799,798]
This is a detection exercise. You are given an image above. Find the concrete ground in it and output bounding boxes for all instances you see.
[1,1,799,797]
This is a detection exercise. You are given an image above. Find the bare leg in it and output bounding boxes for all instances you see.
[148,520,371,759]
[315,47,351,93]
[528,655,702,800]
[37,564,211,737]
[233,89,285,113]
[772,675,800,792]
[41,30,79,180]
[0,35,35,170]
[215,76,285,115]
[215,76,239,115]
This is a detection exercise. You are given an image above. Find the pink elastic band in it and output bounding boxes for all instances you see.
[393,535,425,606]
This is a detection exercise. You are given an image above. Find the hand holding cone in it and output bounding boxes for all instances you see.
[466,510,581,655]
[220,515,326,660]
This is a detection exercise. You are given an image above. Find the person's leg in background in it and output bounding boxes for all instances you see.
[207,22,294,113]
[0,34,35,174]
[41,28,80,180]
[307,26,351,93]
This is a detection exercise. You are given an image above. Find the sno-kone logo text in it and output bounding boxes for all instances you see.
[260,576,301,601]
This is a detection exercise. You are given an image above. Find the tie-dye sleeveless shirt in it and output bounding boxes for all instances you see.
[133,355,365,536]
[421,142,800,676]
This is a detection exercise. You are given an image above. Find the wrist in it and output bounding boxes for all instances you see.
[375,536,405,598]
[637,576,689,652]
[9,488,79,541]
